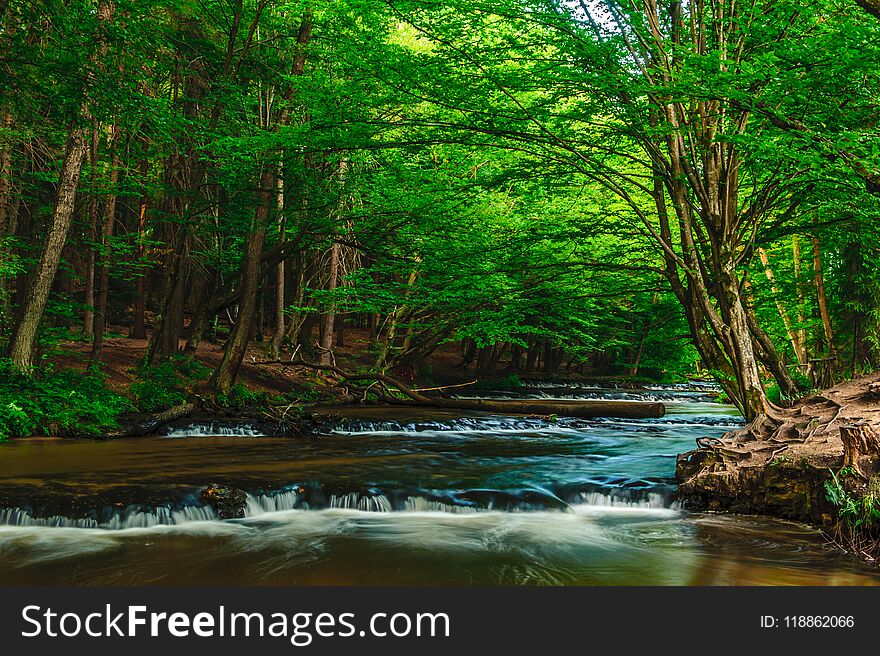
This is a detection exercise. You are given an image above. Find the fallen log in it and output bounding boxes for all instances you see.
[103,402,196,438]
[255,358,664,419]
[385,397,664,419]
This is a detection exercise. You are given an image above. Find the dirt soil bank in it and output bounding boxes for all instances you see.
[676,373,880,525]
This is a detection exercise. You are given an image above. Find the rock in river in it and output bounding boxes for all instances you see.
[200,483,248,519]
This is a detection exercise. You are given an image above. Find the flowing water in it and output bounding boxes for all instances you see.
[0,383,878,585]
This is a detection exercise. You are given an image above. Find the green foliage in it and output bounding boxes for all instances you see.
[2,0,879,417]
[473,374,522,391]
[129,357,210,413]
[0,359,131,439]
[825,469,880,529]
[215,383,268,409]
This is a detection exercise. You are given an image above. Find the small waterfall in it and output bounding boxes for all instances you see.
[403,497,479,513]
[327,413,742,436]
[245,490,300,516]
[329,492,393,512]
[162,423,269,438]
[577,490,678,510]
[0,504,218,529]
[0,482,680,530]
[327,415,556,435]
[0,508,100,528]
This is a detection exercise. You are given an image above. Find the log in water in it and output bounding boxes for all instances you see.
[389,397,666,419]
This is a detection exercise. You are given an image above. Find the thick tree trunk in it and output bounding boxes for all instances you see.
[145,228,187,364]
[718,265,774,422]
[145,14,208,364]
[210,168,274,395]
[8,126,89,369]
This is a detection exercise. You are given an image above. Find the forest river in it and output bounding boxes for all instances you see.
[1,383,879,586]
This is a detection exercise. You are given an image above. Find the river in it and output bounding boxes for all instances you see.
[0,382,877,585]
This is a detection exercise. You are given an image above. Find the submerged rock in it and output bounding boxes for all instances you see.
[200,484,248,519]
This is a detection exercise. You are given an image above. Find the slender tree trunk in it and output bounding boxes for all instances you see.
[792,235,807,367]
[757,246,804,368]
[83,126,99,338]
[0,109,17,328]
[812,234,835,355]
[0,110,13,236]
[90,123,119,362]
[182,271,216,355]
[8,126,89,368]
[318,241,340,365]
[270,169,285,358]
[130,186,148,339]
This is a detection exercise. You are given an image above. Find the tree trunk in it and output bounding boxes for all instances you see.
[270,170,285,358]
[812,234,835,355]
[318,241,340,365]
[83,126,99,338]
[841,422,880,477]
[757,246,805,367]
[129,190,148,339]
[792,235,808,368]
[0,110,13,236]
[7,126,89,369]
[90,123,120,362]
[210,168,274,395]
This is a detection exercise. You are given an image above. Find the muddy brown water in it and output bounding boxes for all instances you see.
[0,386,878,585]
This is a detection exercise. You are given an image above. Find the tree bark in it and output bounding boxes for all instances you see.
[812,234,835,355]
[757,246,805,367]
[0,110,12,236]
[841,422,880,477]
[792,235,807,368]
[7,126,89,369]
[83,126,99,338]
[129,176,148,339]
[318,240,341,365]
[210,168,274,395]
[270,169,285,358]
[90,123,120,362]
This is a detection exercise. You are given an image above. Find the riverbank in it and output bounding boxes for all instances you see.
[676,373,880,556]
[1,328,689,440]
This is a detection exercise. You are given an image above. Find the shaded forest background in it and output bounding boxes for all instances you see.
[1,0,879,436]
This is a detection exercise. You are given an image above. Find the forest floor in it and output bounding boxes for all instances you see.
[54,326,475,401]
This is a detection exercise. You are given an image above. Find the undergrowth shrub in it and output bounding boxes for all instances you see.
[0,359,131,439]
[129,357,210,412]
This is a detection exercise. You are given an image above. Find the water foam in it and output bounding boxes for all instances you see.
[162,423,268,438]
